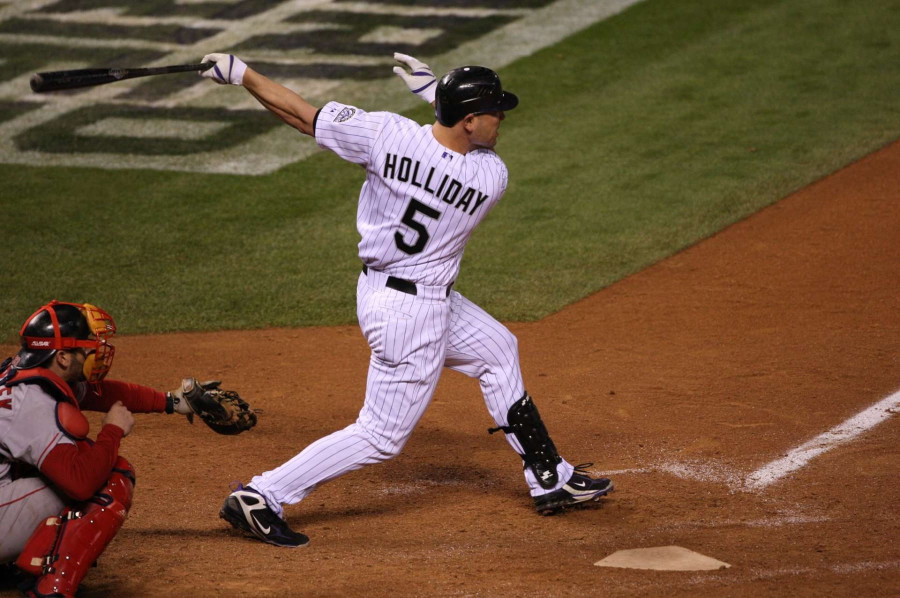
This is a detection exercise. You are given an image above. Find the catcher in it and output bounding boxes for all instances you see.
[0,300,255,598]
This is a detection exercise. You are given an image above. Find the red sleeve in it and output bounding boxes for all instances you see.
[39,425,124,501]
[80,379,167,413]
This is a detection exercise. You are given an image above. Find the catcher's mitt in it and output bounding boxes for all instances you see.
[178,378,257,435]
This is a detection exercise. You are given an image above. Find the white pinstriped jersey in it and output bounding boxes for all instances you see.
[315,101,509,287]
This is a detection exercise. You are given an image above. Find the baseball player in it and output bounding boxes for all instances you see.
[0,300,252,597]
[201,52,613,548]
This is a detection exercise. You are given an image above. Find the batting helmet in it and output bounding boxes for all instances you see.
[435,66,519,127]
[16,300,117,382]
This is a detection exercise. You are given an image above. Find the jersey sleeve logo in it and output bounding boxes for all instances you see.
[334,107,357,123]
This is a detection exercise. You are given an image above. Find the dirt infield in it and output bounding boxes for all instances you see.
[3,141,899,597]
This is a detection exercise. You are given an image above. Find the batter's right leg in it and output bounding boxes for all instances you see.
[224,274,451,541]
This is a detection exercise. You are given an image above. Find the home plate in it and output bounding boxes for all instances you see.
[595,546,731,571]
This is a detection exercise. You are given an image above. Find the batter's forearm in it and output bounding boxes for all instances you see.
[243,68,318,136]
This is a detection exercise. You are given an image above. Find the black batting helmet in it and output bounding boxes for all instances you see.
[435,66,519,127]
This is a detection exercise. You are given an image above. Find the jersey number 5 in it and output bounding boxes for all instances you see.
[395,199,441,255]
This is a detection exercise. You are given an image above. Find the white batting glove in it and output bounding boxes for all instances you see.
[392,52,436,104]
[200,53,247,86]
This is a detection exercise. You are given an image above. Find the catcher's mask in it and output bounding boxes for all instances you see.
[17,300,116,383]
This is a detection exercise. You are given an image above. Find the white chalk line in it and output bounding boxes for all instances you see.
[594,389,899,492]
[744,388,900,490]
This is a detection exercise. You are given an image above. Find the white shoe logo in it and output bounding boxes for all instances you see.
[541,471,554,482]
[570,479,588,489]
[239,494,272,534]
[252,514,271,535]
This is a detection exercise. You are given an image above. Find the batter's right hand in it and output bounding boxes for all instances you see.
[103,401,135,437]
[392,52,436,104]
[201,53,247,86]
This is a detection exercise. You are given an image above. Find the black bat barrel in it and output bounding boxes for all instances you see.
[29,63,212,93]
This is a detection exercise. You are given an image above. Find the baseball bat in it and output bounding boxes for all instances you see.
[30,62,214,93]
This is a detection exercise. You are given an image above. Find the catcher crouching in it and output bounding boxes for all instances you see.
[0,301,255,597]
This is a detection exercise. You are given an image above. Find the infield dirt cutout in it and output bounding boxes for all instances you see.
[1,141,898,596]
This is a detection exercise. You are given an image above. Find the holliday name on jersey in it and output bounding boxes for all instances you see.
[383,153,491,216]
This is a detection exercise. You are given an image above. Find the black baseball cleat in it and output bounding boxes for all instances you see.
[219,485,309,548]
[533,463,614,516]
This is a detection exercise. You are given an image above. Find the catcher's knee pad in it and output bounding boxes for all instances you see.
[108,456,136,509]
[490,393,562,490]
[15,458,136,596]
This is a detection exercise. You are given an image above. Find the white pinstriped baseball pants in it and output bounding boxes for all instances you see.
[250,272,574,516]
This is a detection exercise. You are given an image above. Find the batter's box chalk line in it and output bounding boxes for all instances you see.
[608,388,900,492]
[742,388,900,490]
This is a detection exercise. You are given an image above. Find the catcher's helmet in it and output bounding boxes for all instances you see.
[16,300,116,381]
[435,66,519,127]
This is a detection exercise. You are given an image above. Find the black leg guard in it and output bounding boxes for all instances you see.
[489,393,562,489]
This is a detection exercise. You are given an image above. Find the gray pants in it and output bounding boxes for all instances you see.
[0,477,67,564]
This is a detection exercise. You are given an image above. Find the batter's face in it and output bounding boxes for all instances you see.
[467,111,505,150]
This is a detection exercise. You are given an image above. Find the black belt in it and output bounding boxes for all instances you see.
[362,265,452,297]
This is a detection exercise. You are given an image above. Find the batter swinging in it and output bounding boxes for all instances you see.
[201,52,613,547]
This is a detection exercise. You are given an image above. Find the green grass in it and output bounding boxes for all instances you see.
[3,0,900,338]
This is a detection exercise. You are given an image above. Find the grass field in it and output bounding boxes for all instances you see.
[2,0,899,338]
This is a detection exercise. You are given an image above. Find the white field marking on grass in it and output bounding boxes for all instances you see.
[76,118,228,140]
[743,389,900,491]
[0,0,647,175]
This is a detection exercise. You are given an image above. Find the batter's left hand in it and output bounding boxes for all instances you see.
[392,53,436,104]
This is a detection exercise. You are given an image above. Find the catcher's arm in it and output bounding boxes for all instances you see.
[167,378,257,435]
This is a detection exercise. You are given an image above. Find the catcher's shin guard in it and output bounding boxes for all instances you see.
[489,393,562,490]
[16,457,135,598]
